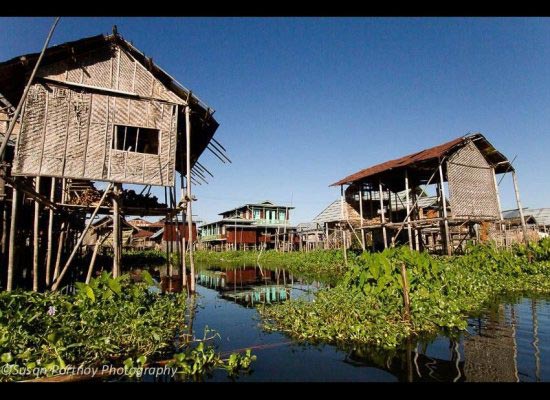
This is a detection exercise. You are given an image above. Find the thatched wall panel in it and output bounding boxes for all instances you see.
[447,141,500,219]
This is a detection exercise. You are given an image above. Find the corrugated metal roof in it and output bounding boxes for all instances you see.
[503,208,550,226]
[296,222,323,232]
[312,200,362,224]
[331,133,512,188]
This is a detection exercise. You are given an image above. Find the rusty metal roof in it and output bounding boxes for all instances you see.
[331,133,513,189]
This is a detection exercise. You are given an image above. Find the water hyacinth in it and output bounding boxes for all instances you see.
[258,238,550,349]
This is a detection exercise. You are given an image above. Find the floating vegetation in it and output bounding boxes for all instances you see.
[0,272,255,381]
[258,239,550,349]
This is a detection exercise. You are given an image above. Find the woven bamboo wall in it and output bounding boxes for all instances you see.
[447,141,500,219]
[36,45,183,105]
[12,44,181,187]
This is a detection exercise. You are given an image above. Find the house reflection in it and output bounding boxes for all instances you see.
[197,266,291,307]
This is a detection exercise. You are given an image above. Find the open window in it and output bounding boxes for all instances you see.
[113,125,159,155]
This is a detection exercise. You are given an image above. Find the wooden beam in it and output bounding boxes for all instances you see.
[512,171,529,245]
[33,177,41,292]
[358,185,365,251]
[45,178,55,286]
[185,105,196,293]
[6,188,20,291]
[379,180,387,249]
[0,17,60,162]
[86,234,107,284]
[2,175,58,211]
[405,170,413,250]
[112,183,122,278]
[53,222,67,283]
[438,163,452,256]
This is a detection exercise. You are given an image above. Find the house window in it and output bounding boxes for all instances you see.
[113,125,159,155]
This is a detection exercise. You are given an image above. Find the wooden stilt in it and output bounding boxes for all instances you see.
[182,236,187,290]
[512,171,528,245]
[51,183,113,291]
[438,164,451,255]
[379,180,388,249]
[53,222,66,282]
[492,167,503,222]
[7,187,20,291]
[45,177,55,286]
[185,105,195,293]
[112,183,122,278]
[405,170,413,250]
[86,235,105,284]
[358,185,366,251]
[1,197,7,270]
[33,177,41,292]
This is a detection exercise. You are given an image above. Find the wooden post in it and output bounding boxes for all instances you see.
[33,177,41,292]
[1,197,7,268]
[51,183,112,291]
[180,162,187,287]
[185,105,195,293]
[405,170,413,250]
[412,190,420,251]
[45,177,55,286]
[0,17,60,162]
[112,183,121,278]
[53,222,66,282]
[86,235,104,284]
[512,171,528,245]
[438,164,452,255]
[492,167,503,222]
[6,187,20,291]
[379,180,388,249]
[358,185,366,251]
[340,185,348,263]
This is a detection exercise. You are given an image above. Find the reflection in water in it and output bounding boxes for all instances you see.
[343,297,550,382]
[197,266,293,307]
[137,263,550,382]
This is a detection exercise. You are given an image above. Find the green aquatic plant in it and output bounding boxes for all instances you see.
[259,238,550,349]
[0,272,188,381]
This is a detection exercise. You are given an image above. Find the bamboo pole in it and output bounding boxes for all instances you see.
[86,235,106,284]
[45,177,55,286]
[6,188,20,291]
[438,164,452,256]
[112,183,121,278]
[512,171,528,245]
[358,185,366,251]
[379,180,387,249]
[53,222,66,282]
[492,167,503,222]
[185,105,195,293]
[33,177,41,292]
[1,198,7,268]
[0,17,60,162]
[51,183,113,291]
[405,170,413,250]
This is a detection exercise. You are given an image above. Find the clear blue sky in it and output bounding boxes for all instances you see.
[1,17,549,224]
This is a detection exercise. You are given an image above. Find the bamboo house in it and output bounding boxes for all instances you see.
[0,30,224,292]
[330,133,528,255]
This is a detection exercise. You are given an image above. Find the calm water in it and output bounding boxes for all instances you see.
[149,264,550,382]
